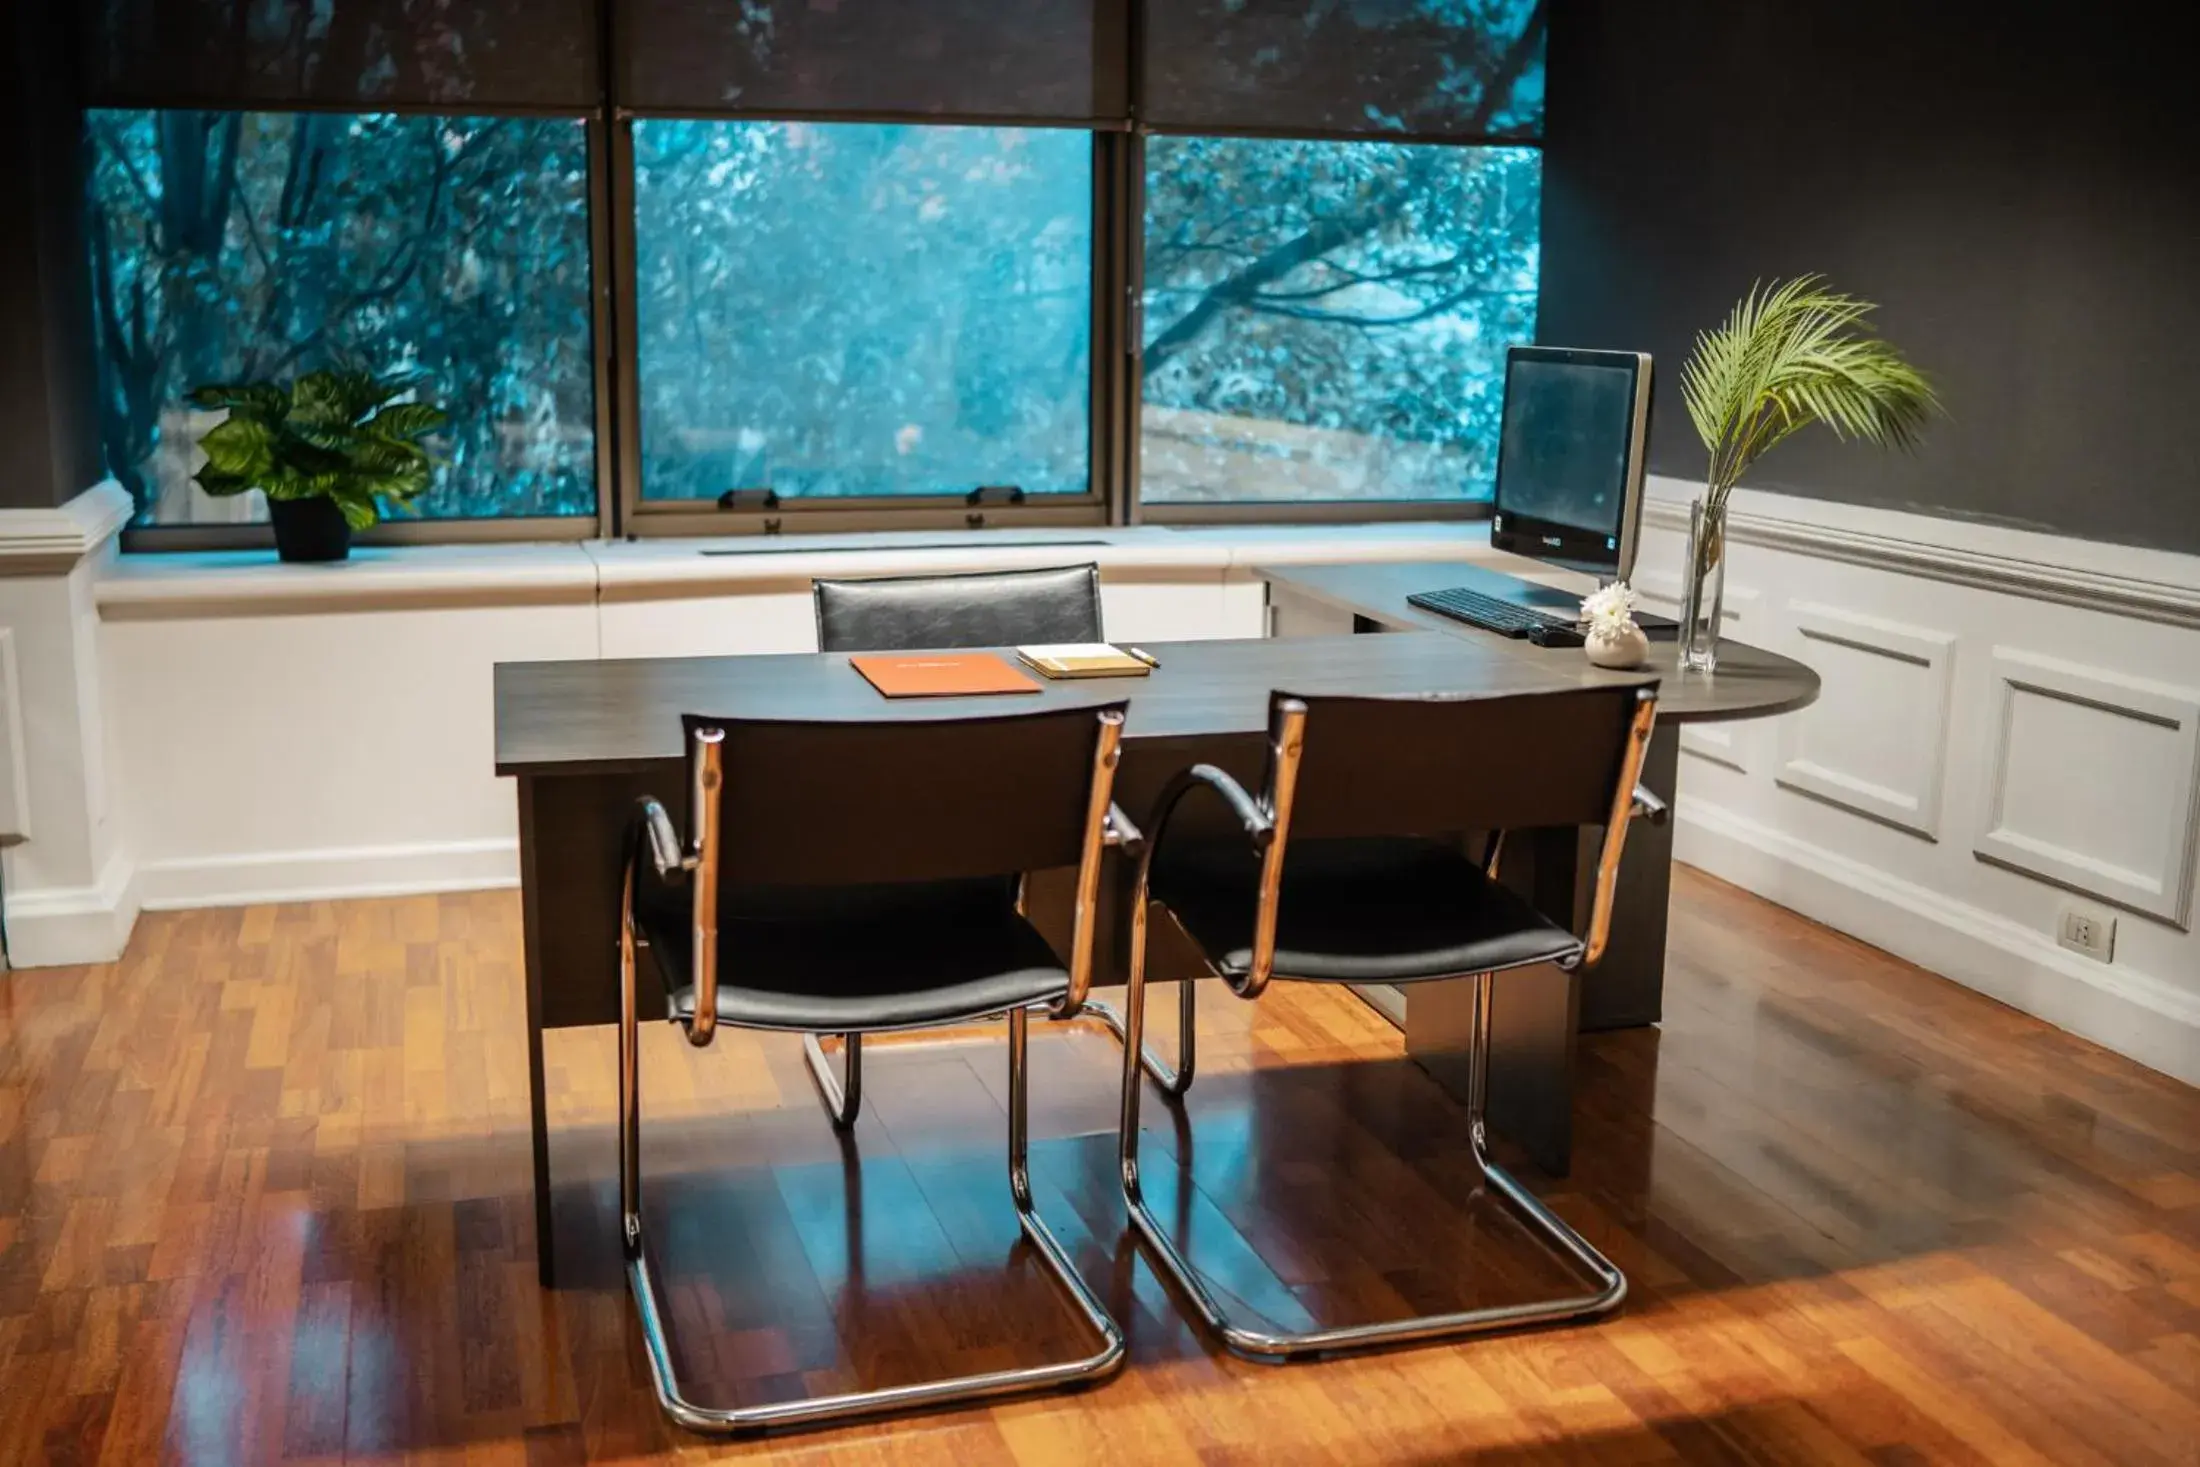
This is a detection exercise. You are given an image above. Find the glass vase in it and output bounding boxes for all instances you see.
[1680,496,1726,673]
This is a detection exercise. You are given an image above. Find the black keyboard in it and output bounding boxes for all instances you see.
[1407,585,1582,640]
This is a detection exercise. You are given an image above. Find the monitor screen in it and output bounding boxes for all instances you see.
[1490,348,1648,576]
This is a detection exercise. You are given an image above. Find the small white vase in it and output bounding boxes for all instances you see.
[1585,621,1649,669]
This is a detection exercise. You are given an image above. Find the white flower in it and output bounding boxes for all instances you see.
[1580,580,1640,633]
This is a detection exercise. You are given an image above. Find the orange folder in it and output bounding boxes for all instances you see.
[849,652,1042,699]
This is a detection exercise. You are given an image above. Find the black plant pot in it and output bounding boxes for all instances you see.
[268,496,353,563]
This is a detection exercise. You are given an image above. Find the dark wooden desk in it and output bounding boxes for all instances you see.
[497,609,1817,1285]
[1258,560,1820,724]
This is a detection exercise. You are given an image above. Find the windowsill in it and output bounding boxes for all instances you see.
[95,541,601,619]
[95,521,1503,619]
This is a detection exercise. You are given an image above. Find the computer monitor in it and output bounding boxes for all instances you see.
[1488,346,1652,582]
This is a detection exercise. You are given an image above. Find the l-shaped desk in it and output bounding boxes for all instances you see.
[494,559,1818,1284]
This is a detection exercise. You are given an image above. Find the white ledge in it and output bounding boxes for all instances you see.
[98,522,1497,618]
[1644,475,2200,630]
[96,542,600,618]
[0,481,135,577]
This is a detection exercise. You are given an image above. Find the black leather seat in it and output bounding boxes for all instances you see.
[813,562,1101,652]
[1152,836,1582,984]
[636,877,1070,1031]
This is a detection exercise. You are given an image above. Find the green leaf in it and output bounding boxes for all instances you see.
[1678,274,1940,497]
[363,402,449,441]
[197,414,276,478]
[189,382,290,415]
[191,469,254,498]
[288,372,337,422]
[332,493,382,531]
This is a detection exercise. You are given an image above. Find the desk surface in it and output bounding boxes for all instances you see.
[1259,561,1820,727]
[495,631,1640,776]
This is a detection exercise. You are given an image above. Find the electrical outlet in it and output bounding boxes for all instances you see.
[2057,908,2116,963]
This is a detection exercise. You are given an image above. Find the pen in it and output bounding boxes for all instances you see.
[1125,646,1161,670]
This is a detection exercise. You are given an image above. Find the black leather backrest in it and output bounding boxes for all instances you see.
[813,563,1103,652]
[685,702,1126,887]
[1281,684,1654,841]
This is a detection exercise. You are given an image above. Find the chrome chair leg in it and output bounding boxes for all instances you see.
[621,1001,1125,1434]
[803,1032,862,1128]
[1076,978,1195,1097]
[1118,962,1626,1360]
[1075,894,1196,1096]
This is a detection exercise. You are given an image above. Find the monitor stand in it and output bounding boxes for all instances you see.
[1437,564,1679,636]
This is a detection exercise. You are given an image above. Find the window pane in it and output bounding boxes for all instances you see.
[1141,137,1539,505]
[1144,0,1546,139]
[633,121,1093,502]
[86,111,597,525]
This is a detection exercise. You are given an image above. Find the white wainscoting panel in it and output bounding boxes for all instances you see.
[1775,602,1956,839]
[1973,648,2200,927]
[0,629,29,845]
[1636,569,1762,774]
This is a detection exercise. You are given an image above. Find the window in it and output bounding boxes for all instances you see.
[631,121,1094,504]
[85,110,597,527]
[1140,138,1540,507]
[76,5,1546,541]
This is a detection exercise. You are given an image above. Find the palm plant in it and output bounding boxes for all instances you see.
[1679,275,1938,564]
[189,368,448,530]
[1673,277,1936,667]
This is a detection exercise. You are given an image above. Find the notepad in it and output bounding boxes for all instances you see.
[1015,643,1154,679]
[849,652,1041,699]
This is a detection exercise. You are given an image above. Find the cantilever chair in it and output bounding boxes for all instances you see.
[621,701,1131,1432]
[803,561,1158,1124]
[1116,682,1662,1359]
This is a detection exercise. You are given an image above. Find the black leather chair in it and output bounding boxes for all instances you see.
[813,562,1102,653]
[803,561,1162,1127]
[1115,682,1663,1359]
[621,702,1131,1432]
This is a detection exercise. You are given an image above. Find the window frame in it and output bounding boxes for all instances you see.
[1128,122,1537,528]
[605,113,1127,540]
[104,22,1543,551]
[97,98,616,551]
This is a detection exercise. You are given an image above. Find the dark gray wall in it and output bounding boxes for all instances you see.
[0,2,100,511]
[1539,2,2200,555]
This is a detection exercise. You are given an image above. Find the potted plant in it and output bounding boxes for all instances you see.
[188,369,448,563]
[1677,276,1937,670]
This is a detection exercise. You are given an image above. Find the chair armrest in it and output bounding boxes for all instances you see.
[634,796,689,879]
[1630,785,1669,826]
[1103,801,1145,858]
[1168,764,1276,851]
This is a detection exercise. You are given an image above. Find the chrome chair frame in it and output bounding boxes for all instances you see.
[1116,688,1662,1360]
[620,712,1129,1433]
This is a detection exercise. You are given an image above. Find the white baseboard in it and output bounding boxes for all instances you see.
[3,848,141,968]
[137,836,519,911]
[1675,799,2200,1086]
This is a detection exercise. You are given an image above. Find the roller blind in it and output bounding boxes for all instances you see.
[79,0,602,111]
[615,0,1128,124]
[1141,0,1547,140]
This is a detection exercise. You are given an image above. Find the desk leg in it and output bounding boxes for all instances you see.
[517,778,557,1288]
[1579,725,1678,1032]
[1407,962,1577,1175]
[1405,822,1581,1176]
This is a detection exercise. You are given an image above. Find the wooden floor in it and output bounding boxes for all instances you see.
[2,869,2196,1465]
